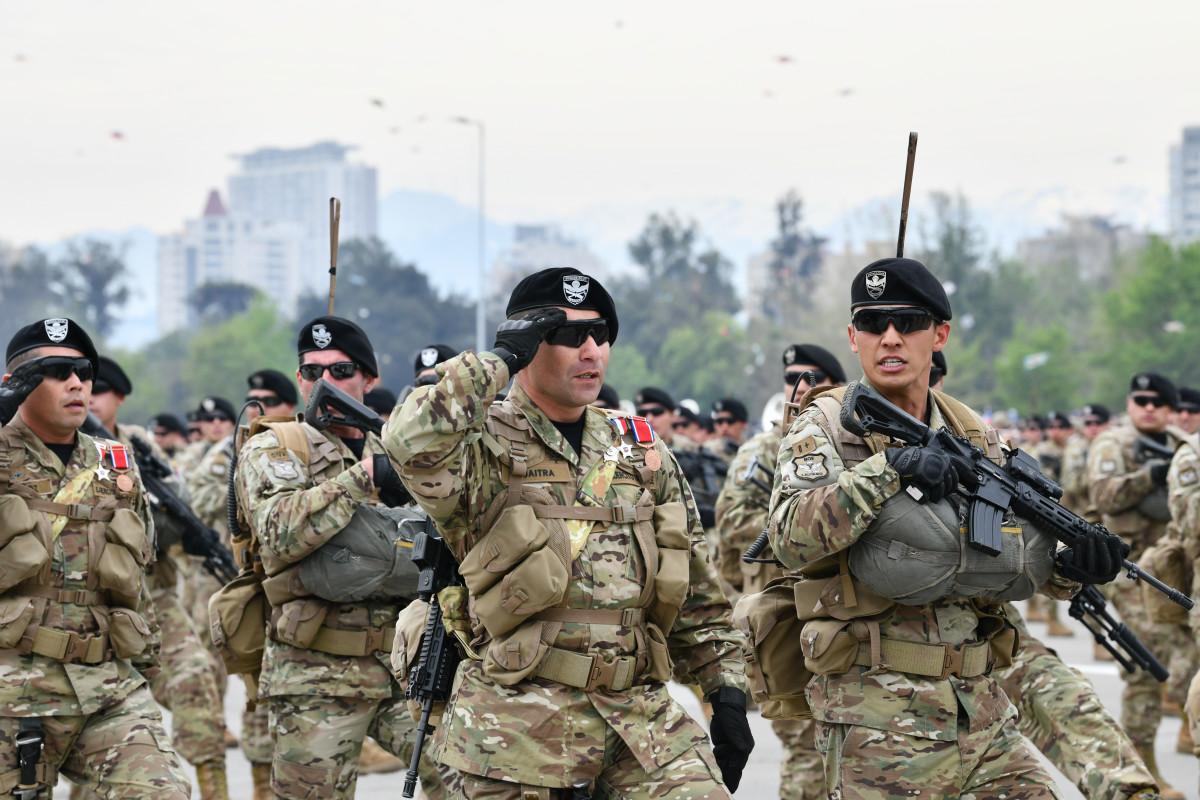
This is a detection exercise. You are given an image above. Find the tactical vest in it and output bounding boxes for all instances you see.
[1097,425,1183,549]
[0,424,152,665]
[456,403,690,691]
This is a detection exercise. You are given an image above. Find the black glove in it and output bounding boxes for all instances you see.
[884,446,958,503]
[372,454,412,508]
[1056,528,1130,584]
[1148,460,1170,486]
[491,308,567,374]
[707,687,754,792]
[0,359,46,426]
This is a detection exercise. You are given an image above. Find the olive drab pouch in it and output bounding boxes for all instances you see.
[0,595,35,649]
[798,618,861,676]
[95,509,149,605]
[643,621,672,683]
[1140,537,1191,625]
[650,501,690,616]
[0,494,37,547]
[974,600,1019,671]
[732,577,811,720]
[472,547,570,638]
[106,607,151,659]
[0,495,48,594]
[269,597,330,649]
[459,504,551,597]
[262,565,310,607]
[482,619,555,685]
[209,570,269,675]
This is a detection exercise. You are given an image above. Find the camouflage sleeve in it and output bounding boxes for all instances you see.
[234,430,375,565]
[1169,444,1200,546]
[712,433,774,599]
[187,445,230,527]
[768,406,902,569]
[381,351,510,556]
[131,472,163,679]
[655,442,748,696]
[1088,433,1155,514]
[1060,439,1089,498]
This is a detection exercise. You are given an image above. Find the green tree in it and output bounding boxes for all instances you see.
[761,190,827,323]
[59,239,130,340]
[185,298,297,415]
[190,282,261,323]
[991,325,1078,413]
[0,245,68,348]
[653,312,751,408]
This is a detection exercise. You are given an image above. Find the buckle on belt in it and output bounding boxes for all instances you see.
[584,653,635,692]
[611,506,636,524]
[939,642,965,680]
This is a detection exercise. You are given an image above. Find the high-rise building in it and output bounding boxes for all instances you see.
[1016,214,1147,282]
[157,190,305,334]
[1170,126,1200,242]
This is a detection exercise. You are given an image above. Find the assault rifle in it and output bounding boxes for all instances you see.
[1136,436,1176,464]
[839,382,1193,610]
[402,517,464,798]
[305,378,383,436]
[1069,585,1169,681]
[82,414,237,584]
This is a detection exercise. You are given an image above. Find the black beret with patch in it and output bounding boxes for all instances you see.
[297,316,378,378]
[1082,403,1111,423]
[197,396,236,422]
[363,387,397,416]
[782,343,846,384]
[505,267,619,344]
[247,369,298,405]
[634,387,674,409]
[150,413,187,435]
[1178,387,1200,412]
[594,383,619,409]
[712,397,748,423]
[7,317,100,377]
[95,355,133,395]
[850,258,952,321]
[413,344,458,378]
[1130,372,1178,409]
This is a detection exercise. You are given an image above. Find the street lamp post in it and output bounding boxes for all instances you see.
[452,117,487,354]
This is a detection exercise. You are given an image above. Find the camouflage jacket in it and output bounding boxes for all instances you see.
[0,414,160,717]
[1088,423,1184,556]
[383,351,747,785]
[767,382,1075,741]
[114,422,187,586]
[188,434,233,542]
[235,421,402,700]
[713,422,784,603]
[703,435,740,465]
[1059,433,1092,518]
[174,439,210,480]
[1031,439,1063,483]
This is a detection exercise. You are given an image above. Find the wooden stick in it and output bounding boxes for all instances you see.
[328,197,341,315]
[897,132,918,257]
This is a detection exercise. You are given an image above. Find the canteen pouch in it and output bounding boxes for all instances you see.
[0,532,49,594]
[798,618,860,676]
[472,547,569,639]
[1137,487,1172,523]
[107,607,151,659]
[482,620,554,686]
[1140,537,1191,625]
[0,595,35,649]
[269,597,330,650]
[209,571,269,674]
[459,504,550,597]
[732,578,811,720]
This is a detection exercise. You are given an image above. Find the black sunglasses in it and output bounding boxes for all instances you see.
[544,319,610,348]
[637,405,669,417]
[852,308,938,336]
[671,421,688,430]
[246,394,286,408]
[30,356,94,383]
[713,416,739,425]
[298,362,360,381]
[1083,418,1105,426]
[784,369,828,386]
[1131,394,1169,409]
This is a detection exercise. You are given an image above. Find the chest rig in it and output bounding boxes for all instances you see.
[458,403,690,691]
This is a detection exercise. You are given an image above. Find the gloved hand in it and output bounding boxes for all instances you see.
[884,446,958,503]
[1056,528,1130,584]
[372,454,412,508]
[707,687,754,792]
[491,308,567,374]
[1147,460,1170,486]
[0,359,46,426]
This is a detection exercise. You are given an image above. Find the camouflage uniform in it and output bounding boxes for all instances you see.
[713,421,819,800]
[1029,439,1068,628]
[174,439,210,481]
[1088,423,1193,749]
[235,421,457,800]
[383,351,748,798]
[702,435,739,465]
[1166,437,1200,755]
[182,437,231,677]
[769,384,1071,799]
[0,415,190,798]
[1059,433,1093,518]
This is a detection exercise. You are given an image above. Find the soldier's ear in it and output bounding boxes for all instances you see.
[847,323,860,354]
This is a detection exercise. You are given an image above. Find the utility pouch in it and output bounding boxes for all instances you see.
[209,571,269,674]
[798,618,860,676]
[270,598,330,650]
[0,533,49,594]
[108,508,151,566]
[732,577,811,720]
[651,502,690,609]
[262,565,310,607]
[0,495,37,548]
[0,595,35,649]
[482,620,553,685]
[459,505,550,597]
[107,607,150,659]
[472,547,569,638]
[644,622,672,683]
[1140,537,1192,625]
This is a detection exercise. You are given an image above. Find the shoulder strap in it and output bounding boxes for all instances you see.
[930,390,1000,460]
[258,419,312,465]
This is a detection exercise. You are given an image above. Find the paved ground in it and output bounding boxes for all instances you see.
[54,599,1199,798]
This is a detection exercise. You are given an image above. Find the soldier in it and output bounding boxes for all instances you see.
[0,318,191,799]
[672,405,708,447]
[714,342,844,800]
[1168,431,1200,792]
[234,316,457,799]
[633,386,695,451]
[176,411,210,476]
[1088,372,1191,795]
[414,344,458,388]
[704,398,749,464]
[245,368,298,423]
[1173,387,1200,435]
[151,413,189,461]
[768,258,1121,798]
[1030,410,1076,637]
[82,356,231,800]
[384,267,753,799]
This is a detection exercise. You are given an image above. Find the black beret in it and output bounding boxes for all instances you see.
[186,410,201,424]
[6,317,100,378]
[712,397,748,423]
[1024,414,1047,431]
[1130,372,1178,409]
[850,258,952,321]
[782,343,846,384]
[414,344,458,378]
[1178,387,1200,412]
[594,383,620,409]
[363,387,397,416]
[197,396,236,422]
[298,316,378,378]
[95,355,133,395]
[247,369,298,405]
[634,387,674,409]
[150,413,187,435]
[505,268,619,344]
[931,351,948,377]
[1046,410,1072,427]
[1082,403,1112,423]
[675,405,699,425]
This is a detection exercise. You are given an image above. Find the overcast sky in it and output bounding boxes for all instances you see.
[4,1,1199,250]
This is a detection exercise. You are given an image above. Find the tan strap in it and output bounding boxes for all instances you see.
[23,497,113,522]
[259,419,312,464]
[308,624,395,657]
[13,582,108,606]
[532,504,654,524]
[505,441,528,510]
[533,607,645,626]
[536,647,639,692]
[26,626,110,664]
[853,637,992,679]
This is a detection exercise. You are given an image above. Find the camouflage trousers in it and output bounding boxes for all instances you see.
[241,697,274,764]
[269,692,461,800]
[772,716,822,800]
[998,613,1155,800]
[458,744,729,800]
[0,685,191,799]
[814,716,1062,800]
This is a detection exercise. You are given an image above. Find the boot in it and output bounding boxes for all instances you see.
[251,762,273,800]
[1162,685,1182,717]
[359,737,404,775]
[1177,711,1195,754]
[1135,744,1185,800]
[1026,596,1048,622]
[195,759,232,800]
[1045,617,1075,637]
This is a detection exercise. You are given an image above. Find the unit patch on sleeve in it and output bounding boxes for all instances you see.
[794,453,828,480]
